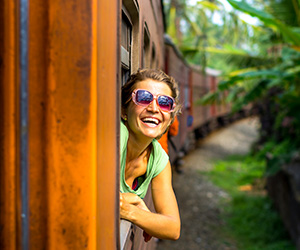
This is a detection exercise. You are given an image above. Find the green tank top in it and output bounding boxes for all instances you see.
[120,121,169,199]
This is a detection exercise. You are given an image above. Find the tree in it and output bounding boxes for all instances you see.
[207,0,300,174]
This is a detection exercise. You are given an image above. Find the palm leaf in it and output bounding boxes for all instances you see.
[197,0,220,11]
[227,0,300,45]
[231,79,269,111]
[218,69,283,91]
[195,91,221,105]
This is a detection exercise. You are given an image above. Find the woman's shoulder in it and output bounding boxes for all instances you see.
[120,121,129,150]
[151,139,169,164]
[149,139,169,178]
[120,120,128,133]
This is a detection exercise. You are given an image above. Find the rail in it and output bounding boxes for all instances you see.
[19,0,29,249]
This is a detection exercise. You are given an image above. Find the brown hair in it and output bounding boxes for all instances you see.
[121,69,181,119]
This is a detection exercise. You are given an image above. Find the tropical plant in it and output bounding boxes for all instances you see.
[202,0,300,174]
[164,0,300,173]
[164,0,262,73]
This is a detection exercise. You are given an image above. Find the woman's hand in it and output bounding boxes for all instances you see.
[120,192,150,214]
[120,193,153,242]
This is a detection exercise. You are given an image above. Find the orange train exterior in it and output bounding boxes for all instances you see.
[1,0,120,249]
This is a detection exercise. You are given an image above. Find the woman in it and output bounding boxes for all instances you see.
[120,69,181,242]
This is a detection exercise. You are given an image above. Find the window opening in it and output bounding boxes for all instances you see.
[121,12,132,85]
[151,44,156,69]
[143,26,150,68]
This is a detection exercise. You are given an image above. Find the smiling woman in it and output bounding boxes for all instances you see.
[120,69,181,242]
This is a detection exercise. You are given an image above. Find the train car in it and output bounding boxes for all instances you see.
[121,0,165,84]
[190,67,210,131]
[163,37,234,160]
[163,36,194,160]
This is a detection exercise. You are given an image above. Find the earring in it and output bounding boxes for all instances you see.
[123,115,127,121]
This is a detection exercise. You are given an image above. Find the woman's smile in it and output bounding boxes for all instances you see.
[141,116,161,127]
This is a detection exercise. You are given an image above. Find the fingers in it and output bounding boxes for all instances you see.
[120,193,124,206]
[121,192,141,205]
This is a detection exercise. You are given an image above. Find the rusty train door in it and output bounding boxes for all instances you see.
[0,0,120,249]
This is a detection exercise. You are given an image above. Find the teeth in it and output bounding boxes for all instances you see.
[142,117,159,125]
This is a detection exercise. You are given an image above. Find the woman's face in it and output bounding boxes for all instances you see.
[125,79,173,140]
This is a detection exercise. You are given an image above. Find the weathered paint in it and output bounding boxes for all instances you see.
[96,0,120,248]
[27,1,48,248]
[1,0,119,249]
[0,1,18,249]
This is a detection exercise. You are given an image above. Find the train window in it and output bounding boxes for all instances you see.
[185,87,191,109]
[151,44,156,69]
[143,25,150,68]
[121,12,132,85]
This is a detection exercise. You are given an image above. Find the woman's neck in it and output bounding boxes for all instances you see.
[126,132,152,162]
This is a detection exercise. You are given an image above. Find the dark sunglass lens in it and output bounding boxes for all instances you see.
[158,96,174,111]
[136,90,153,105]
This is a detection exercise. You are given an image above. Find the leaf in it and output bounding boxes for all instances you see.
[196,91,220,105]
[241,79,269,104]
[202,46,251,56]
[286,65,300,75]
[182,12,203,36]
[229,67,260,77]
[218,69,282,91]
[197,0,220,11]
[227,0,274,21]
[237,70,282,79]
[226,86,243,102]
[227,0,300,45]
[167,7,178,43]
[218,78,241,91]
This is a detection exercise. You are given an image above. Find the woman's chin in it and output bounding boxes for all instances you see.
[142,130,162,139]
[139,123,167,140]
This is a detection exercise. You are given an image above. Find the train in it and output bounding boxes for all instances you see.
[0,0,246,249]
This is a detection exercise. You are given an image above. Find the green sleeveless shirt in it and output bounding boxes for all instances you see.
[120,121,169,199]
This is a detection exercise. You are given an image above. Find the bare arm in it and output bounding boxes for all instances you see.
[120,161,180,241]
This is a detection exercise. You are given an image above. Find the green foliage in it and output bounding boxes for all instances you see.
[227,0,300,44]
[196,91,221,106]
[204,155,265,194]
[163,0,261,73]
[202,155,296,250]
[216,45,300,153]
[225,195,295,250]
[259,0,300,27]
[208,1,300,177]
[164,0,300,176]
[258,139,299,176]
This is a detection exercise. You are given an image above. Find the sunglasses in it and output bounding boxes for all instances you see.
[132,89,176,112]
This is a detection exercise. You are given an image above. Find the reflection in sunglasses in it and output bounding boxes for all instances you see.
[132,89,175,112]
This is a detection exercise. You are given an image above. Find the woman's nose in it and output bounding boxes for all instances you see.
[147,99,160,112]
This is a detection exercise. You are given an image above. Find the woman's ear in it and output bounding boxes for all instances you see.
[121,107,127,121]
[121,109,127,121]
